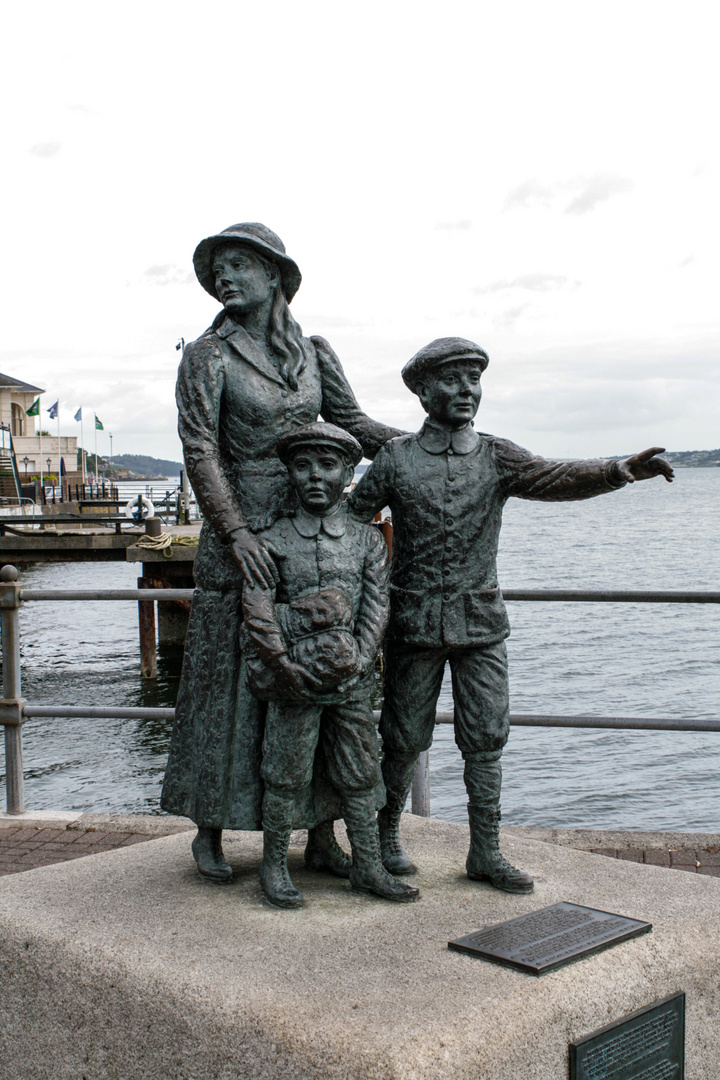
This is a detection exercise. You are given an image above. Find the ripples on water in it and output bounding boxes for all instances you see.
[1,469,718,828]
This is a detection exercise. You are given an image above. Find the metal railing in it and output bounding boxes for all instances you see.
[1,566,718,817]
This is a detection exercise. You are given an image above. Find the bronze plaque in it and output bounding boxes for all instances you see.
[570,992,685,1079]
[448,902,651,975]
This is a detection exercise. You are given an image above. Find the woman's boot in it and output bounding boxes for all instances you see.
[304,821,352,878]
[464,752,533,893]
[344,793,420,902]
[191,827,233,884]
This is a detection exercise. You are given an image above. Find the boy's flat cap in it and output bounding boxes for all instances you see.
[277,422,363,467]
[402,337,489,392]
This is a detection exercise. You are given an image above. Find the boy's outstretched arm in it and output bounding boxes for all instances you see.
[496,438,671,502]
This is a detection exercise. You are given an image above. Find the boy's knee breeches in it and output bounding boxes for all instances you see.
[379,641,510,758]
[262,693,381,794]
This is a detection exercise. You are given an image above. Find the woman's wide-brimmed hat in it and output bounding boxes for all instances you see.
[277,422,363,468]
[193,222,302,303]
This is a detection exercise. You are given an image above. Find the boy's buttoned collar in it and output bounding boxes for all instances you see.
[291,504,348,538]
[416,419,480,455]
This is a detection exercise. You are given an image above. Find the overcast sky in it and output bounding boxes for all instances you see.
[3,1,718,463]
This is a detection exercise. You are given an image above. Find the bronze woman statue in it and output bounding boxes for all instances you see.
[160,223,402,883]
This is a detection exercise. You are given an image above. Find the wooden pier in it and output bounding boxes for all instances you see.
[0,519,199,679]
[125,531,197,677]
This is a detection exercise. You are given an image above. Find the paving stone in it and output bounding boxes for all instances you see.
[643,849,671,866]
[616,849,644,862]
[670,849,698,867]
[3,828,37,841]
[697,866,720,877]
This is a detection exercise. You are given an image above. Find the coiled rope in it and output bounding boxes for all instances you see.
[134,533,199,557]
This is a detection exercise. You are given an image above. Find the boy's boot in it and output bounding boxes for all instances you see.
[260,789,303,908]
[377,753,419,875]
[344,793,420,902]
[304,820,352,878]
[464,751,534,893]
[191,826,233,884]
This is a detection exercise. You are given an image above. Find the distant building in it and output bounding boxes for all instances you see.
[0,373,78,475]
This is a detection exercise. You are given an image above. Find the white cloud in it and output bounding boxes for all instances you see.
[564,175,634,215]
[0,0,717,461]
[142,265,195,287]
[29,142,61,158]
[435,219,472,231]
[475,274,578,294]
[505,174,633,215]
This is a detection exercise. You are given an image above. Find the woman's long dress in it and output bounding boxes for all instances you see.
[160,316,401,829]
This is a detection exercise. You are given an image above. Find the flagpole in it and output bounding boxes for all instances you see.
[57,406,61,501]
[94,418,98,485]
[80,409,86,485]
[38,396,43,493]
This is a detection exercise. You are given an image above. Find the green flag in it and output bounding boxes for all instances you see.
[27,398,40,416]
[95,415,104,430]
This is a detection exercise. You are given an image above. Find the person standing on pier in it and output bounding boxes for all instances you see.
[348,336,674,894]
[161,223,402,883]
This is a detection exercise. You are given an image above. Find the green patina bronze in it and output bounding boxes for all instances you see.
[241,422,418,906]
[348,336,674,893]
[160,224,403,886]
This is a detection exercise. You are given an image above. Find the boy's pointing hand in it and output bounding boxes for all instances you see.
[616,447,674,484]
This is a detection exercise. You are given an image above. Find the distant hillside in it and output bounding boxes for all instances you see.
[663,449,720,468]
[111,454,183,477]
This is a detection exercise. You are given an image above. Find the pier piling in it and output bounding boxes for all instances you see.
[137,576,158,679]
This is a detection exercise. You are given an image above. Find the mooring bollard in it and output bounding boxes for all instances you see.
[411,749,430,817]
[0,565,26,814]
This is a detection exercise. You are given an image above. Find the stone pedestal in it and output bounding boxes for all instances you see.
[1,816,718,1078]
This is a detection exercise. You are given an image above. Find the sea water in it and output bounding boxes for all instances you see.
[2,469,718,830]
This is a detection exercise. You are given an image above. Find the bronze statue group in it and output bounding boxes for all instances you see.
[160,223,673,909]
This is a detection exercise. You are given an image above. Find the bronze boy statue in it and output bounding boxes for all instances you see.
[348,337,673,893]
[242,422,419,908]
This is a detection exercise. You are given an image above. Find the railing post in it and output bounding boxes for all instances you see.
[0,565,26,814]
[411,749,430,817]
[137,576,158,679]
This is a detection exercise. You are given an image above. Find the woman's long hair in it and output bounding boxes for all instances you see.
[262,257,306,390]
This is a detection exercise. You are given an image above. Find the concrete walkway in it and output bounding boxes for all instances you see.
[2,814,720,877]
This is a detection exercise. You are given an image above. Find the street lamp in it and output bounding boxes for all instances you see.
[46,457,51,475]
[22,456,29,479]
